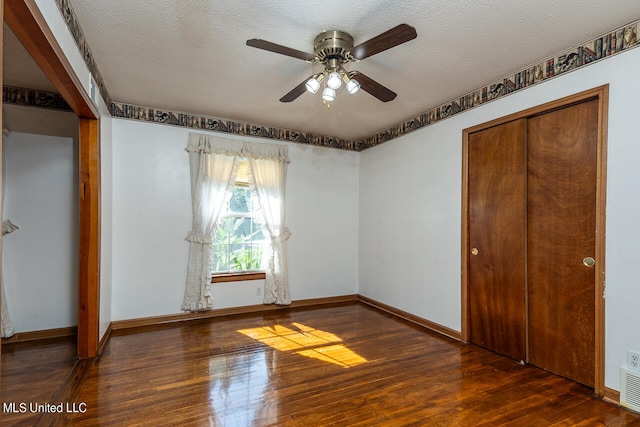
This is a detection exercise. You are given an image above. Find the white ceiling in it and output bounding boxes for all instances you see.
[5,1,640,140]
[3,23,57,93]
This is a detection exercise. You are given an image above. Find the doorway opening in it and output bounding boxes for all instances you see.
[2,0,101,359]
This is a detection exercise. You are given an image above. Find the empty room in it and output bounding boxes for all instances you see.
[2,1,640,425]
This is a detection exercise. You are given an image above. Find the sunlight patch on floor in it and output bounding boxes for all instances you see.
[238,322,367,368]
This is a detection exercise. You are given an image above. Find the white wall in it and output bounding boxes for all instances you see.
[29,1,114,342]
[111,120,359,321]
[359,118,462,329]
[3,105,79,143]
[3,121,78,332]
[98,96,114,339]
[359,47,640,391]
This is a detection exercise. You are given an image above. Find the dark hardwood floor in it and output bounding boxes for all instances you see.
[4,303,640,426]
[1,336,77,426]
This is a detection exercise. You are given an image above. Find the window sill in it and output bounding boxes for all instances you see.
[211,271,266,283]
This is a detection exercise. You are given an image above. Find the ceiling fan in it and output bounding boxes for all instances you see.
[246,24,417,104]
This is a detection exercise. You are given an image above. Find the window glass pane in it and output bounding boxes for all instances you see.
[214,217,232,245]
[212,185,269,274]
[229,244,260,272]
[212,244,231,272]
[249,216,266,241]
[236,217,252,239]
[229,187,251,214]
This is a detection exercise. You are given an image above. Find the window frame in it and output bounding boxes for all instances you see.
[211,166,268,281]
[211,271,266,283]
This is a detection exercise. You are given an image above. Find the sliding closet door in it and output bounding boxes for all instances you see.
[468,119,527,362]
[527,99,598,387]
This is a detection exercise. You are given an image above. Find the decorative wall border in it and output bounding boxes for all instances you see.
[54,3,639,152]
[2,85,72,111]
[110,102,357,150]
[54,0,112,106]
[357,19,640,150]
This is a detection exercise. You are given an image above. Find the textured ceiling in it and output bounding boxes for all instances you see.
[5,1,640,140]
[3,23,56,92]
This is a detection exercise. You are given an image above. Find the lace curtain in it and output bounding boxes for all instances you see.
[181,134,240,311]
[182,133,290,311]
[246,144,291,305]
[2,128,16,337]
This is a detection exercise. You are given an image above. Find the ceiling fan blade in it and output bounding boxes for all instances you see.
[246,39,316,61]
[279,76,312,103]
[350,71,397,102]
[347,24,417,60]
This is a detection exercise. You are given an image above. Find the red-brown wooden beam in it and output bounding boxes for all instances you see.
[4,0,99,119]
[1,0,5,384]
[78,118,101,358]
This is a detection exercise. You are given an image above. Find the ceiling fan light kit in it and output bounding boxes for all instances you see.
[305,74,323,94]
[326,71,342,90]
[305,64,359,101]
[322,87,336,102]
[344,74,361,95]
[246,24,417,104]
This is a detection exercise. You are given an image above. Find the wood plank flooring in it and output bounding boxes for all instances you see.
[1,336,77,426]
[6,303,640,426]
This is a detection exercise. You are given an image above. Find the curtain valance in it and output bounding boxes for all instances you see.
[187,133,289,163]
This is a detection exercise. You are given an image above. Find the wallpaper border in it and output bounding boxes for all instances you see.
[2,86,72,112]
[360,19,639,150]
[55,0,112,106]
[110,102,358,151]
[52,4,639,152]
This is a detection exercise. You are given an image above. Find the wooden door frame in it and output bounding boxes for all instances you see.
[461,85,608,396]
[3,0,101,358]
[0,0,4,374]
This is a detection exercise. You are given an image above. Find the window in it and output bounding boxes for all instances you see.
[184,134,290,309]
[211,161,268,274]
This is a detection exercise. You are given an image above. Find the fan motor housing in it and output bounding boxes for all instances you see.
[313,30,354,63]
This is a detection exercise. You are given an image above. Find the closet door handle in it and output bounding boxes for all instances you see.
[471,248,479,256]
[583,257,595,267]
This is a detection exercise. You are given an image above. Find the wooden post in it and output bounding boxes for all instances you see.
[78,118,101,358]
[1,0,5,382]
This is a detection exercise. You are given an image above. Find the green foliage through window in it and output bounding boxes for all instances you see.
[212,186,268,273]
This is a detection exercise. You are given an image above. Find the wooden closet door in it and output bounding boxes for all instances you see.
[468,119,527,362]
[527,99,598,387]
